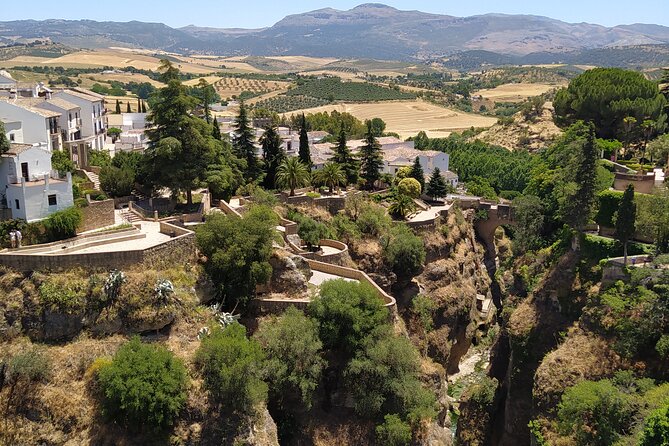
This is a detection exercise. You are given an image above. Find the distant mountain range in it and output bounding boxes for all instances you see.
[1,4,669,65]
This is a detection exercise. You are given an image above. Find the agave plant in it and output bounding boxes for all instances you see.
[154,279,175,302]
[103,270,126,301]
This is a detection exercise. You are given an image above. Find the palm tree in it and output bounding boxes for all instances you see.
[276,157,310,197]
[388,193,416,220]
[315,162,346,194]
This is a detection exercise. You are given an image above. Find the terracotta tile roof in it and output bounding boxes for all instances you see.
[58,89,103,102]
[4,143,33,156]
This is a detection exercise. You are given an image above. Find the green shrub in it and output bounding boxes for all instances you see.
[397,178,421,198]
[346,332,437,421]
[195,323,267,414]
[39,276,87,313]
[376,414,412,446]
[51,150,75,174]
[656,335,669,358]
[355,202,392,237]
[305,191,321,198]
[557,379,635,446]
[465,376,498,409]
[88,150,112,168]
[640,404,669,446]
[100,166,135,198]
[6,347,51,383]
[309,279,388,355]
[42,207,82,241]
[97,337,188,430]
[254,307,324,408]
[383,225,425,279]
[595,190,623,227]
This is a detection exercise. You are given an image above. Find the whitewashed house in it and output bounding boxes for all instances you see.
[0,143,74,222]
[53,88,107,164]
[0,99,62,151]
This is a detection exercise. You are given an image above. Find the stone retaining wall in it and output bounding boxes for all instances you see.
[79,198,115,232]
[614,172,655,195]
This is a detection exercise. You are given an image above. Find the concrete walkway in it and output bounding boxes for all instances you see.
[309,270,357,287]
[71,221,172,254]
[409,203,452,222]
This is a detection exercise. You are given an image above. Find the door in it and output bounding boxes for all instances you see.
[20,162,29,181]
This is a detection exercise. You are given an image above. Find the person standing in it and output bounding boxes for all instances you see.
[15,229,22,248]
[9,230,16,249]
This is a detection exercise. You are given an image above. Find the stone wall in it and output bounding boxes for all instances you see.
[614,172,656,195]
[79,198,115,232]
[142,233,196,269]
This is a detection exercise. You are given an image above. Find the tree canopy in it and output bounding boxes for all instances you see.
[554,68,667,140]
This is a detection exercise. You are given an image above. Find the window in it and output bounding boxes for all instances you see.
[9,134,14,142]
[48,194,57,206]
[15,199,19,210]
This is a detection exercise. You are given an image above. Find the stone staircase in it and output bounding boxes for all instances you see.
[83,169,100,190]
[120,208,142,224]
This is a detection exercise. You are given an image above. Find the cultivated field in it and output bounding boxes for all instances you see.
[283,100,497,139]
[184,76,291,100]
[476,83,563,102]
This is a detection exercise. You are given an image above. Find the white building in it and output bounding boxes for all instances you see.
[0,143,74,222]
[53,88,107,164]
[0,99,62,151]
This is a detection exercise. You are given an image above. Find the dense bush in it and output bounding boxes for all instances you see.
[640,404,669,446]
[595,190,624,227]
[383,225,425,279]
[346,332,437,422]
[196,205,278,308]
[97,337,188,430]
[375,414,412,446]
[254,307,324,407]
[100,166,135,198]
[51,150,75,174]
[42,207,82,241]
[2,347,51,415]
[397,178,421,198]
[87,150,112,168]
[558,379,635,446]
[309,280,388,355]
[195,324,267,414]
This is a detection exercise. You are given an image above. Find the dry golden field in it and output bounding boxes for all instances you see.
[284,100,497,139]
[476,83,563,102]
[184,76,291,100]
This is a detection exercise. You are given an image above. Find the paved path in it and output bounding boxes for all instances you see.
[409,203,452,222]
[309,270,357,287]
[320,245,342,255]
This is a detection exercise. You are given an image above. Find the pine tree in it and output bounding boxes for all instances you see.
[359,121,383,190]
[126,102,131,113]
[212,117,222,140]
[233,102,259,181]
[330,124,358,185]
[298,113,311,167]
[409,157,425,192]
[260,124,285,190]
[615,184,637,265]
[115,99,121,114]
[425,168,448,201]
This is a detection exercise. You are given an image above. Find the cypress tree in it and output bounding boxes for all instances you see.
[330,124,358,185]
[409,157,425,192]
[126,102,131,113]
[260,125,285,190]
[298,113,311,167]
[212,116,222,140]
[562,123,598,232]
[115,99,121,114]
[615,184,637,265]
[359,120,383,190]
[137,97,141,113]
[141,100,147,113]
[233,102,259,181]
[426,168,448,201]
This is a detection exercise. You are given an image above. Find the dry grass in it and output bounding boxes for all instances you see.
[476,83,564,102]
[283,100,497,139]
[533,326,621,413]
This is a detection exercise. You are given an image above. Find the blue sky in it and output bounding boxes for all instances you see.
[5,1,669,28]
